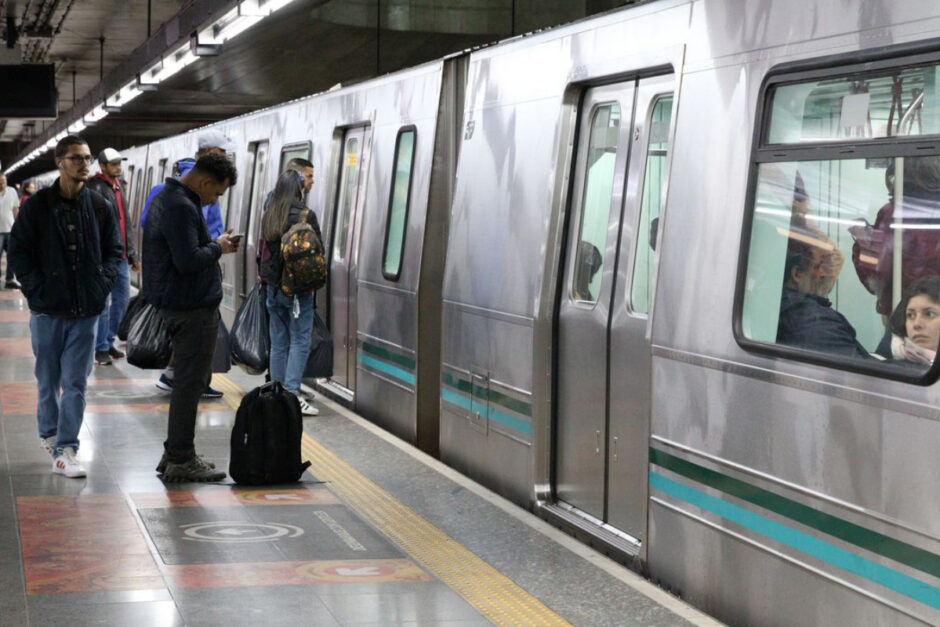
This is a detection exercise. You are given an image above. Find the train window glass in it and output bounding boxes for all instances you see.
[218,187,232,231]
[158,158,168,183]
[247,144,269,251]
[336,136,360,260]
[741,156,940,375]
[382,128,416,280]
[572,103,620,303]
[767,64,940,144]
[279,143,311,172]
[631,95,673,314]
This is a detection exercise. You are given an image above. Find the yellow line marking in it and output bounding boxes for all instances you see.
[214,374,569,625]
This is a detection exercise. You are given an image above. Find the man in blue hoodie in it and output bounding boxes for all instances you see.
[141,130,234,398]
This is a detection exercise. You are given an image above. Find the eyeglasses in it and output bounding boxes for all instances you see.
[63,155,94,164]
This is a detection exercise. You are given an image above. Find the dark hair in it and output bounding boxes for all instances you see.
[55,135,88,158]
[890,276,940,337]
[191,153,237,186]
[904,155,940,196]
[261,170,304,241]
[286,157,313,171]
[783,238,816,284]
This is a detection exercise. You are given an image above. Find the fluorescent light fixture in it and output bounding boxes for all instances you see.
[140,43,198,87]
[68,119,86,134]
[106,79,144,111]
[44,138,57,149]
[84,104,109,125]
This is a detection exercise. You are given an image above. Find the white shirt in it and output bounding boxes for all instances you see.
[0,187,19,233]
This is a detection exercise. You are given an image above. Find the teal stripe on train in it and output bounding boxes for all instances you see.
[357,340,415,386]
[650,452,940,611]
[440,372,532,436]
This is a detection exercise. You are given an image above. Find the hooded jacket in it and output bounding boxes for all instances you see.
[140,158,224,238]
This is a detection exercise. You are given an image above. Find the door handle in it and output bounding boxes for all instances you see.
[613,436,619,462]
[595,430,601,455]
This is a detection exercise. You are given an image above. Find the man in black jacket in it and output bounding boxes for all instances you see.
[142,153,239,482]
[86,147,139,366]
[9,135,124,478]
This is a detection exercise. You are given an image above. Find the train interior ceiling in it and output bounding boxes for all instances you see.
[2,1,940,626]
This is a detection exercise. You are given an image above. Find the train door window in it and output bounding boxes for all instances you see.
[335,136,361,260]
[630,95,673,314]
[218,187,232,231]
[382,127,416,280]
[571,103,620,303]
[246,142,269,252]
[157,158,168,183]
[279,142,311,172]
[146,166,155,198]
[738,59,940,380]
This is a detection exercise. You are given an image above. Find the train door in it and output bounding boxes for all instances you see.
[241,141,269,298]
[329,126,370,392]
[556,75,674,542]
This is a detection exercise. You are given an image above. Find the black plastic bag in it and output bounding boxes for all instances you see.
[126,301,173,369]
[303,310,333,378]
[231,282,269,374]
[212,318,232,373]
[117,294,145,341]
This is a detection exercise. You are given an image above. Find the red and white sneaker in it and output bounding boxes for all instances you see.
[39,435,56,458]
[52,447,86,478]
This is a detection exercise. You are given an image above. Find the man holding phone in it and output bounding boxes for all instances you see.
[142,153,240,482]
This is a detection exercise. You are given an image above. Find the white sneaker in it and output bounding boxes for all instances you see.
[39,435,56,458]
[52,447,87,478]
[298,397,319,416]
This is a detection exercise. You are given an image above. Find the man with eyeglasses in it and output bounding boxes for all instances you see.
[8,135,124,478]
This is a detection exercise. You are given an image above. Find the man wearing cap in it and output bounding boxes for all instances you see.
[87,148,139,366]
[140,130,234,398]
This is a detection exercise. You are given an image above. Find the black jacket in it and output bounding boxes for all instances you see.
[86,173,138,265]
[776,288,870,359]
[141,178,223,311]
[9,182,123,318]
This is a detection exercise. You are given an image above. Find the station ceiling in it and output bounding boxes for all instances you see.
[0,0,636,181]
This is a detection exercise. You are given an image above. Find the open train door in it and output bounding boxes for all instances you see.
[555,75,675,556]
[327,126,371,397]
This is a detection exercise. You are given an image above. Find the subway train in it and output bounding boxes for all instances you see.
[25,1,940,624]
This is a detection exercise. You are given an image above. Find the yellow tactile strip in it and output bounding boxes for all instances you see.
[215,375,569,626]
[300,433,570,626]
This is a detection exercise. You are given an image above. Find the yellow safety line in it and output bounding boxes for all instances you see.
[215,374,569,626]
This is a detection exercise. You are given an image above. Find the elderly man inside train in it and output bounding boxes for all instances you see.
[777,237,872,360]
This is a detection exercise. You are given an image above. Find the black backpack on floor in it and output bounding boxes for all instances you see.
[229,382,311,485]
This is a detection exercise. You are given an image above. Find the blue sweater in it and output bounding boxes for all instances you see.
[139,158,224,238]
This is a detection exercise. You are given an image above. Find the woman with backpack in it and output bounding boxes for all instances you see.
[259,170,324,416]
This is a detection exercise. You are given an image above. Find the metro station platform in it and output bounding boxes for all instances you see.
[0,287,720,626]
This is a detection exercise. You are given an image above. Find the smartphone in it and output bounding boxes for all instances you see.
[229,233,244,243]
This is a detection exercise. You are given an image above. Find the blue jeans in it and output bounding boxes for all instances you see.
[30,313,97,453]
[96,260,130,352]
[266,285,314,394]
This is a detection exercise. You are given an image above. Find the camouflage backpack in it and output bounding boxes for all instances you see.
[280,210,327,296]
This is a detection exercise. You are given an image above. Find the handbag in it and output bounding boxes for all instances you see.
[303,310,333,378]
[125,301,173,369]
[231,282,270,374]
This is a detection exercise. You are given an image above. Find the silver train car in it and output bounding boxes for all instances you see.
[33,0,940,623]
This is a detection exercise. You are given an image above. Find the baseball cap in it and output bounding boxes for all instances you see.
[198,129,235,153]
[98,148,125,164]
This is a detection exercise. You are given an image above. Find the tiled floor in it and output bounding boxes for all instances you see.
[0,286,719,626]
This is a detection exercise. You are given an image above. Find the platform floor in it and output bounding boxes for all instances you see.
[0,287,721,626]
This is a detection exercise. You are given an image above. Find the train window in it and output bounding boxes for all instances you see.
[279,142,311,172]
[218,187,232,231]
[158,158,168,183]
[631,95,673,314]
[382,128,416,280]
[741,59,940,379]
[572,103,620,303]
[336,136,360,260]
[767,63,940,144]
[246,143,269,251]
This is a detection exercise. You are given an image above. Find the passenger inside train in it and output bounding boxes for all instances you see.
[887,275,940,365]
